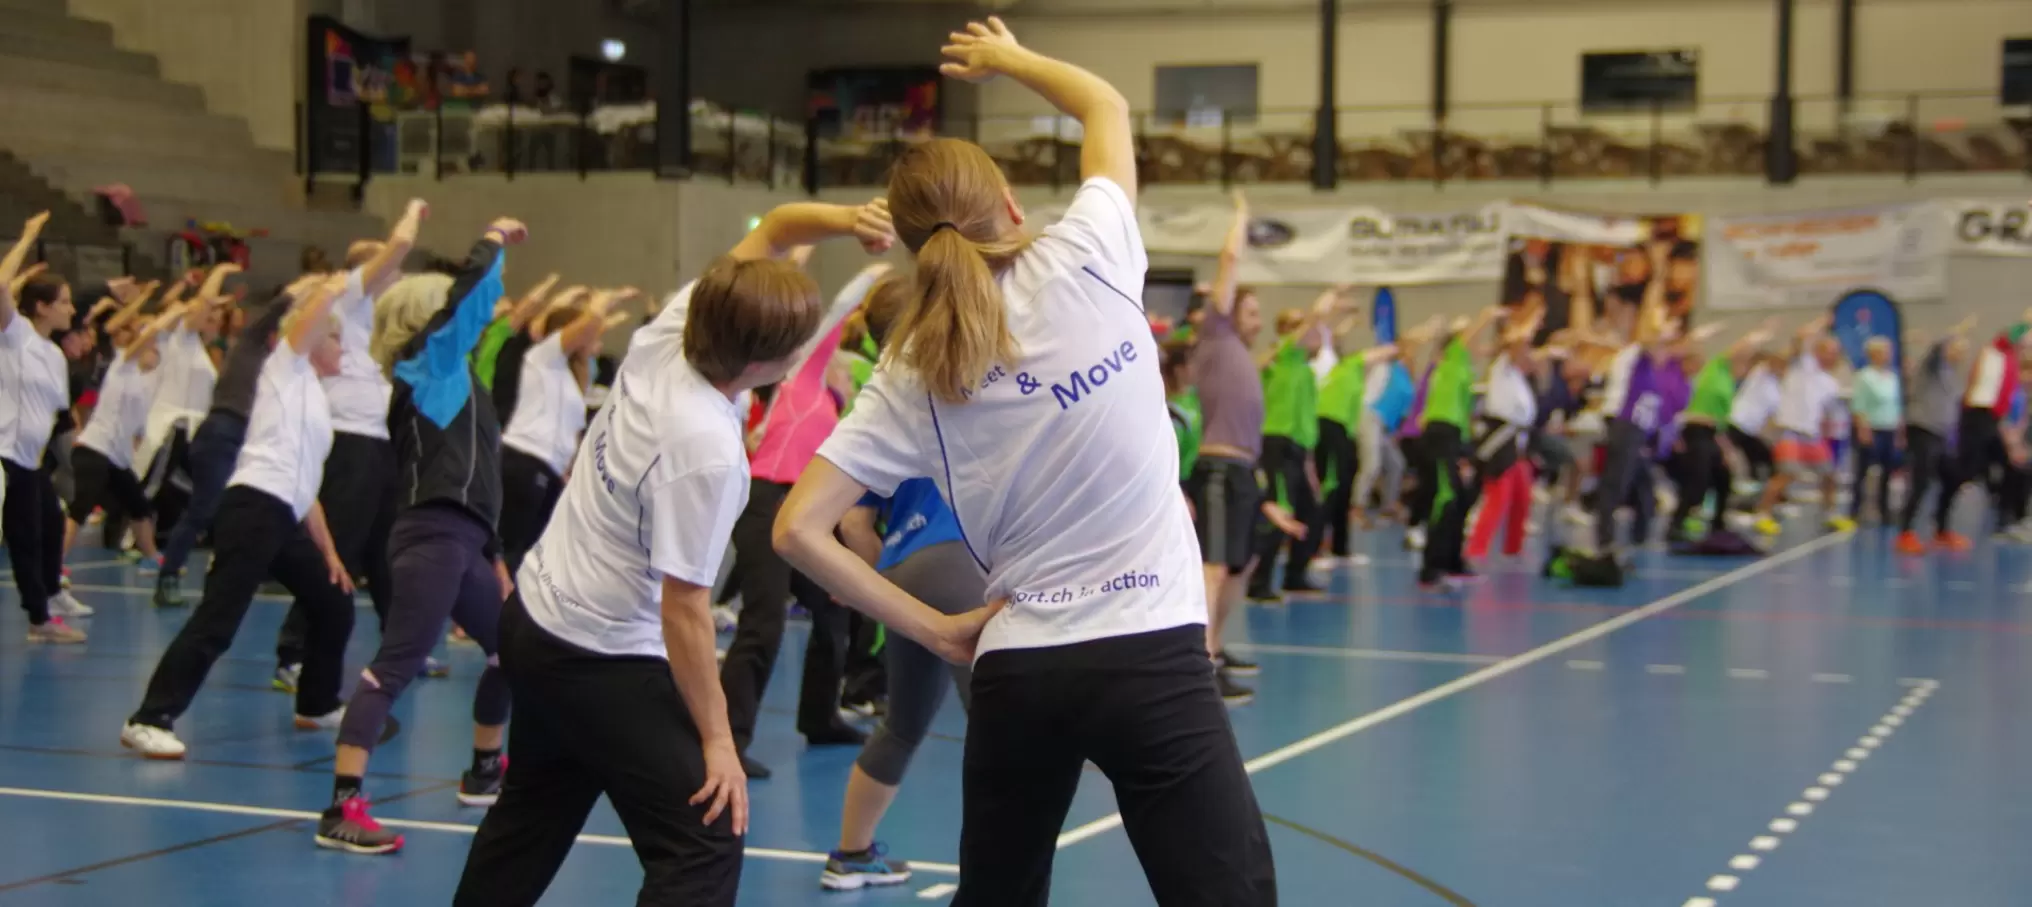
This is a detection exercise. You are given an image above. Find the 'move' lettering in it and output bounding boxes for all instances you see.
[1049,341,1139,410]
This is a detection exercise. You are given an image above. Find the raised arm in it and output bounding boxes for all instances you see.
[729,200,893,262]
[124,300,194,358]
[941,16,1134,204]
[506,273,563,332]
[360,198,428,293]
[193,262,243,306]
[787,263,892,382]
[1209,192,1247,317]
[283,274,345,354]
[0,211,50,331]
[394,218,526,385]
[101,280,162,334]
[555,287,637,353]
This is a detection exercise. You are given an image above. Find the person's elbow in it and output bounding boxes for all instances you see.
[771,505,824,569]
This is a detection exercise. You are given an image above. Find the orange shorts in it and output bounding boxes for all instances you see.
[1774,432,1832,473]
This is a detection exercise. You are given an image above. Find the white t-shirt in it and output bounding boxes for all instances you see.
[226,344,334,520]
[817,177,1205,659]
[1967,346,2007,409]
[151,326,217,415]
[0,315,69,468]
[502,333,587,475]
[78,351,152,469]
[1481,353,1537,426]
[1729,365,1782,435]
[322,268,394,439]
[1776,352,1841,438]
[519,281,748,659]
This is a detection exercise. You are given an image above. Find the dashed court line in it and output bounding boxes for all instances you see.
[1680,678,1939,906]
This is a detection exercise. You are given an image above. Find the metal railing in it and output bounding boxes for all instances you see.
[307,91,2032,191]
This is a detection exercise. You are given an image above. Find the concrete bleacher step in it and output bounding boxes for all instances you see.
[0,54,205,110]
[0,0,70,16]
[0,6,115,45]
[0,150,165,281]
[0,31,157,76]
[133,195,386,249]
[0,89,254,153]
[25,153,295,212]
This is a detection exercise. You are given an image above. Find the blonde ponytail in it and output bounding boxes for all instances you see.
[371,273,453,378]
[884,137,1031,404]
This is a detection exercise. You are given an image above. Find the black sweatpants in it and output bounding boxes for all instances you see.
[276,431,396,666]
[2,457,63,624]
[1403,434,1435,530]
[1900,426,1949,534]
[1314,417,1358,557]
[498,446,564,574]
[131,487,355,727]
[1594,418,1656,550]
[720,478,848,752]
[454,594,741,907]
[1247,434,1321,593]
[1726,426,1774,486]
[1419,422,1478,581]
[956,625,1274,907]
[1938,406,2008,533]
[1669,423,1731,532]
[856,542,980,786]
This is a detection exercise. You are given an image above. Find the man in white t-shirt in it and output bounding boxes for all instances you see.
[454,198,896,907]
[1753,325,1851,534]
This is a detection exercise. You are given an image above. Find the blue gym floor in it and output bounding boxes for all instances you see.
[1,522,2026,906]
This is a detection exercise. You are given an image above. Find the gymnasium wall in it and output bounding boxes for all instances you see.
[66,0,310,152]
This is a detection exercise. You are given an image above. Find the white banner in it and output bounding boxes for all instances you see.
[1705,203,1949,310]
[1943,199,2032,257]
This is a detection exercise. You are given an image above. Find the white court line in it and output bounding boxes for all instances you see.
[0,786,960,875]
[1055,531,1854,849]
[1220,643,1502,665]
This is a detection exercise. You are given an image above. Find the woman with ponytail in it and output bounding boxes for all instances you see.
[775,18,1275,905]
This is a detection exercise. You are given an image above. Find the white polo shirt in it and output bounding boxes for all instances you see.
[226,344,334,520]
[1729,365,1781,435]
[1481,353,1537,427]
[502,333,587,476]
[0,314,69,468]
[1776,352,1840,438]
[817,176,1205,659]
[322,267,393,439]
[77,351,153,470]
[519,281,748,659]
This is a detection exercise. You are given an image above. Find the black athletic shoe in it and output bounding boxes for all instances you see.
[1216,670,1255,706]
[458,758,506,807]
[1245,587,1284,604]
[152,573,185,609]
[740,752,773,780]
[1216,650,1260,677]
[1446,567,1483,586]
[1280,579,1324,594]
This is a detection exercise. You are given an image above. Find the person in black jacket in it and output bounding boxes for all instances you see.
[315,216,526,855]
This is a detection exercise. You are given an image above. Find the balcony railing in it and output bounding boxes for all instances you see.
[325,91,2032,191]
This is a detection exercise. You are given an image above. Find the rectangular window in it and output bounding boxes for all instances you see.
[1155,64,1258,127]
[2004,37,2032,105]
[1580,50,1698,113]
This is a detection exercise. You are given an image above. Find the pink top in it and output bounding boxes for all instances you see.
[749,317,849,484]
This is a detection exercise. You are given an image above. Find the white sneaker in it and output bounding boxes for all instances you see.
[49,591,94,617]
[25,618,87,644]
[1404,526,1427,551]
[1561,505,1595,526]
[121,722,187,760]
[294,706,346,730]
[711,605,739,633]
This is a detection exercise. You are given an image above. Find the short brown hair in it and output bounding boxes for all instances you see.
[682,256,823,385]
[859,274,912,351]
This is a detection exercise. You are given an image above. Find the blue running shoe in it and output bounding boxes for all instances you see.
[820,843,911,891]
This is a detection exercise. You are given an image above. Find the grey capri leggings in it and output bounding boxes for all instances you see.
[855,540,985,786]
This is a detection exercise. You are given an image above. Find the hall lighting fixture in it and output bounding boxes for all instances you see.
[601,39,626,62]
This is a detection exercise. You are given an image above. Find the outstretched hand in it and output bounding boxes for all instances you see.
[940,16,1021,83]
[486,218,529,246]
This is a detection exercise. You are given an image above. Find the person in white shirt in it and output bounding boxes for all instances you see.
[0,212,86,644]
[449,199,894,907]
[271,204,422,689]
[1752,317,1851,535]
[63,293,188,567]
[496,286,628,572]
[134,265,236,514]
[773,19,1275,905]
[1725,354,1783,487]
[122,273,357,760]
[1467,310,1542,560]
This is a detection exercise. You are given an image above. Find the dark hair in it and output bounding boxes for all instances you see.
[20,274,69,322]
[859,275,912,351]
[300,246,332,274]
[1185,291,1208,315]
[681,256,823,385]
[1160,338,1193,379]
[1668,240,1699,262]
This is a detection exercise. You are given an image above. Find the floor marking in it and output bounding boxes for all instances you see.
[1222,643,1503,665]
[1726,668,1769,679]
[1566,660,1604,670]
[0,787,962,875]
[1055,531,1854,850]
[1645,664,1687,675]
[1680,680,1937,905]
[1844,747,1870,761]
[916,883,958,899]
[1810,673,1852,683]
